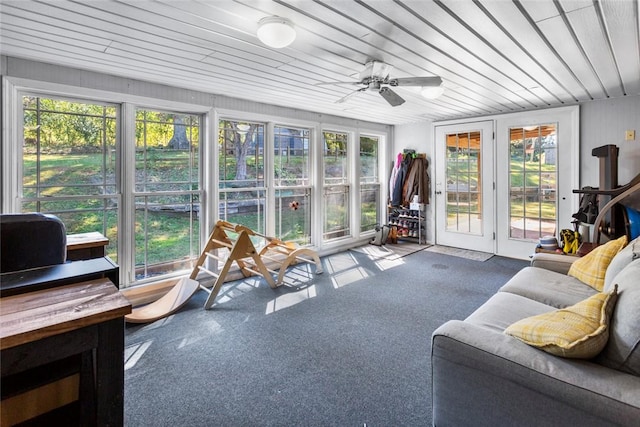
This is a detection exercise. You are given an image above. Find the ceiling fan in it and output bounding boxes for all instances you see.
[318,60,443,106]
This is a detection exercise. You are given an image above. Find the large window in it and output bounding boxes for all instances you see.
[322,131,350,241]
[21,96,119,261]
[359,134,380,233]
[19,97,204,287]
[274,125,311,244]
[133,110,201,281]
[218,120,266,235]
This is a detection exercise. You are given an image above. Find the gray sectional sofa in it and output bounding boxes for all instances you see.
[431,237,640,426]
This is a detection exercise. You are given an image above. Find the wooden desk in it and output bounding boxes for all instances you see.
[67,232,109,261]
[1,278,131,426]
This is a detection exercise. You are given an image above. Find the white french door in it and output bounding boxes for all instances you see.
[495,107,579,259]
[435,121,495,253]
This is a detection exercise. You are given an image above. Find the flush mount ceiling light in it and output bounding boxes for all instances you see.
[236,123,250,135]
[421,85,445,99]
[257,16,296,48]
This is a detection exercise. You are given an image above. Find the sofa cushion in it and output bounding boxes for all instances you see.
[568,235,627,291]
[604,236,640,291]
[529,252,577,275]
[465,291,555,333]
[597,258,640,375]
[504,286,618,359]
[499,266,597,308]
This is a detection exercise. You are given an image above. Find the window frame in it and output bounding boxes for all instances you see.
[321,128,352,243]
[130,107,203,284]
[19,94,121,263]
[358,132,383,233]
[272,123,313,245]
[2,78,215,288]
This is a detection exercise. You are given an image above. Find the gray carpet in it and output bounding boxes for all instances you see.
[124,249,527,426]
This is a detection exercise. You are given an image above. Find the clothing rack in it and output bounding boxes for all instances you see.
[389,151,430,207]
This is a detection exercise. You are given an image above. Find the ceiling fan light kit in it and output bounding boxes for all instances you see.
[257,16,296,48]
[420,85,445,99]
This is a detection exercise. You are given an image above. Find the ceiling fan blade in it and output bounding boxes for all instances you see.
[379,87,405,106]
[336,87,367,104]
[315,81,362,86]
[388,76,442,87]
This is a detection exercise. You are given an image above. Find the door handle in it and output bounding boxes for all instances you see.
[436,191,442,195]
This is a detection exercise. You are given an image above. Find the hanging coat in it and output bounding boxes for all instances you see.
[388,153,402,203]
[391,155,412,207]
[402,157,430,206]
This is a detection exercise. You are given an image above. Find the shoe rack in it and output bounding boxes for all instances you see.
[387,205,426,244]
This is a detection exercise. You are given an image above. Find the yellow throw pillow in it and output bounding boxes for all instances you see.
[504,286,618,359]
[568,235,627,291]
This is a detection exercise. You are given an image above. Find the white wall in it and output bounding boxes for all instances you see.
[393,121,434,243]
[579,96,640,186]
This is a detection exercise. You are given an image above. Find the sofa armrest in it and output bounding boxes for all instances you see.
[431,320,640,426]
[530,252,577,274]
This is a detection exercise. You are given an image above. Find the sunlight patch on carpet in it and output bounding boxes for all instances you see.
[424,245,493,262]
[265,285,317,314]
[331,266,370,289]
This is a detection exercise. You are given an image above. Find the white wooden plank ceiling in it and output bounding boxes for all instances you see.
[1,0,638,125]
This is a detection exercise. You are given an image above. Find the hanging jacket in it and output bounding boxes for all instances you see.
[388,153,402,203]
[391,155,412,206]
[402,157,430,206]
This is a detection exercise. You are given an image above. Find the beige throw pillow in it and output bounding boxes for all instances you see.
[505,286,618,359]
[568,235,627,291]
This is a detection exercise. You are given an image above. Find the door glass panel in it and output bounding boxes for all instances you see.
[445,131,482,235]
[508,124,557,240]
